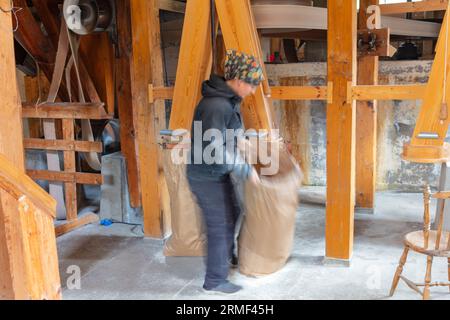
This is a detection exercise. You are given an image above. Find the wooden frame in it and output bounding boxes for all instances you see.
[21,102,104,236]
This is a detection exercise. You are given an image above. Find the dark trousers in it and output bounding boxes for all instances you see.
[188,175,241,289]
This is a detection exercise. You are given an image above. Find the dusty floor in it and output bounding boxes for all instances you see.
[58,191,450,300]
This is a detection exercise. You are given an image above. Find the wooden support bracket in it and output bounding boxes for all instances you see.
[403,142,450,164]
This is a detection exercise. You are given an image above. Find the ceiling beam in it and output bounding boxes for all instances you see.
[380,0,448,15]
[159,0,186,13]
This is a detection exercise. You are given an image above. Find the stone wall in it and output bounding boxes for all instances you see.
[266,61,441,191]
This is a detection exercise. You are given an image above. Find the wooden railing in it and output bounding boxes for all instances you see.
[0,153,61,300]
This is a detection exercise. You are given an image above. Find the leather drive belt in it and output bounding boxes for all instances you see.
[43,17,102,219]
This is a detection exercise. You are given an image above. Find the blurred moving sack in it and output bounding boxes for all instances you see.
[239,144,303,276]
[163,151,206,256]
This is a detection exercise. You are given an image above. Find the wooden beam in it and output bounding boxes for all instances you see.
[62,119,77,221]
[380,0,448,15]
[352,84,427,101]
[270,86,328,100]
[79,33,115,114]
[159,0,186,13]
[22,102,111,120]
[0,0,28,299]
[26,170,103,185]
[55,213,99,237]
[150,84,428,102]
[356,0,378,210]
[216,0,274,131]
[326,0,357,261]
[130,0,165,238]
[115,0,141,208]
[0,155,56,218]
[0,1,60,300]
[405,8,450,162]
[169,0,212,130]
[148,0,172,237]
[24,139,102,152]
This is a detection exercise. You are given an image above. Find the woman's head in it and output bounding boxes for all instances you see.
[224,49,264,98]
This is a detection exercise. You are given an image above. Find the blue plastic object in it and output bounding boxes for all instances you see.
[100,219,113,227]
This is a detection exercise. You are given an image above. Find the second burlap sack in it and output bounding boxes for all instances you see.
[238,144,302,276]
[163,151,206,256]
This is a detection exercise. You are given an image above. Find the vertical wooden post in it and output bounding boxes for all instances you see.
[129,0,167,237]
[148,0,171,236]
[115,0,141,208]
[356,0,378,211]
[62,119,77,221]
[326,0,357,261]
[0,0,39,299]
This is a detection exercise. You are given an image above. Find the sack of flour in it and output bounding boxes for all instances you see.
[238,144,302,276]
[163,151,206,256]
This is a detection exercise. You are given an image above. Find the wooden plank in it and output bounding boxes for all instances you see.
[356,0,378,210]
[326,0,357,261]
[24,139,102,152]
[0,0,28,299]
[24,74,50,138]
[410,8,450,147]
[22,102,111,119]
[270,86,328,100]
[352,84,427,101]
[380,0,448,15]
[148,0,171,237]
[159,0,186,13]
[55,213,99,237]
[0,1,59,300]
[26,170,103,185]
[0,155,56,216]
[79,33,115,114]
[115,0,141,208]
[149,85,175,102]
[130,0,165,237]
[169,0,212,130]
[216,0,274,131]
[151,84,427,102]
[62,119,77,221]
[13,0,55,89]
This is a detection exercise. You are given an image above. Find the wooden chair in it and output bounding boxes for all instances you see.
[390,185,450,300]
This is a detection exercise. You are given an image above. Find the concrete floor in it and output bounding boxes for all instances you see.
[58,191,450,300]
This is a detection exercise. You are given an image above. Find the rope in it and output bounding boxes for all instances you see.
[0,1,22,32]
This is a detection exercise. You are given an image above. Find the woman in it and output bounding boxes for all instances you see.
[187,50,264,294]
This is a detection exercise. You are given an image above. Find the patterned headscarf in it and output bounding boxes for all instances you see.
[224,49,264,86]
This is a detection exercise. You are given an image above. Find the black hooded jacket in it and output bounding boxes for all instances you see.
[186,75,243,181]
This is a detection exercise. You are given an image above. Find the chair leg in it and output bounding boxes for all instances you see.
[423,256,434,300]
[390,246,409,297]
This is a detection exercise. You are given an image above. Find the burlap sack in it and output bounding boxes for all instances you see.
[163,151,206,256]
[238,145,302,276]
